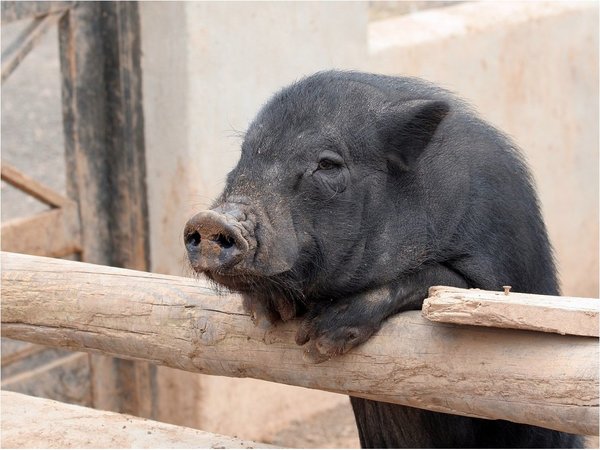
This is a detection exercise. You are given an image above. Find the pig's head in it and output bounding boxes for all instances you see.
[185,72,456,321]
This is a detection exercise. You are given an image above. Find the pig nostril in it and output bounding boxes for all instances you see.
[215,233,235,249]
[186,231,201,247]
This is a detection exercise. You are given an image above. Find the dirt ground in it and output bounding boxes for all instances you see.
[270,401,360,448]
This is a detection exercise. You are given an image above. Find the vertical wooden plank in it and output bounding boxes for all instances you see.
[58,1,111,264]
[99,1,150,272]
[58,1,156,419]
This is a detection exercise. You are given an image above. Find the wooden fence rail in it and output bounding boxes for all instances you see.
[1,391,268,449]
[1,251,598,436]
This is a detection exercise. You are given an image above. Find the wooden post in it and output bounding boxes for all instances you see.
[58,1,155,418]
[2,252,598,436]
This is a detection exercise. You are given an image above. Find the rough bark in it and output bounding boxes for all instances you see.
[1,252,598,436]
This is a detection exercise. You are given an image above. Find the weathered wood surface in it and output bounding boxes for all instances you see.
[1,391,270,449]
[1,163,71,207]
[1,205,82,258]
[58,1,155,418]
[2,353,93,407]
[1,12,64,83]
[1,252,598,436]
[423,286,600,337]
[59,1,149,271]
[1,342,46,367]
[1,1,73,24]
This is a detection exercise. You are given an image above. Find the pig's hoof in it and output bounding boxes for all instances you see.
[296,307,376,363]
[302,341,331,364]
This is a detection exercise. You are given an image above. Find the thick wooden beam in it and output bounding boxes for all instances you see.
[423,286,599,337]
[1,252,597,436]
[58,2,153,418]
[1,391,269,449]
[58,1,149,270]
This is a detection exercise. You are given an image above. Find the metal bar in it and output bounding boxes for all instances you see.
[1,12,64,84]
[1,1,73,24]
[1,163,70,208]
[0,204,82,258]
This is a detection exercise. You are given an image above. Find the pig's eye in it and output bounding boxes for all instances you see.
[317,159,338,171]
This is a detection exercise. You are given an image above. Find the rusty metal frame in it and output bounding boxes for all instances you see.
[1,1,155,419]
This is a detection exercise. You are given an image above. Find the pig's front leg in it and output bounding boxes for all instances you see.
[296,264,468,363]
[242,291,299,329]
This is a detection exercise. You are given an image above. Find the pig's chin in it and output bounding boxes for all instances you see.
[202,269,260,293]
[200,262,305,301]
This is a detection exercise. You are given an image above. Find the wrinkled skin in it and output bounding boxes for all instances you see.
[185,71,581,448]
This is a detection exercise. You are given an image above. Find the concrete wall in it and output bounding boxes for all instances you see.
[369,1,599,298]
[142,1,368,277]
[140,1,598,445]
[140,2,368,445]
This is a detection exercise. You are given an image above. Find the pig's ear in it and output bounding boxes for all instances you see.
[379,99,449,171]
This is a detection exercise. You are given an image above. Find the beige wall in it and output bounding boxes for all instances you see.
[140,0,598,443]
[369,1,599,297]
[140,2,368,444]
[142,1,368,277]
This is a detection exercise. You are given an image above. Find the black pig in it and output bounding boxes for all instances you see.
[184,71,582,448]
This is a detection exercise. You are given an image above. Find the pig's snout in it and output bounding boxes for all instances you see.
[184,210,251,271]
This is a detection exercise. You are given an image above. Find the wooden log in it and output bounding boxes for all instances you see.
[1,252,598,436]
[1,391,269,449]
[423,286,600,337]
